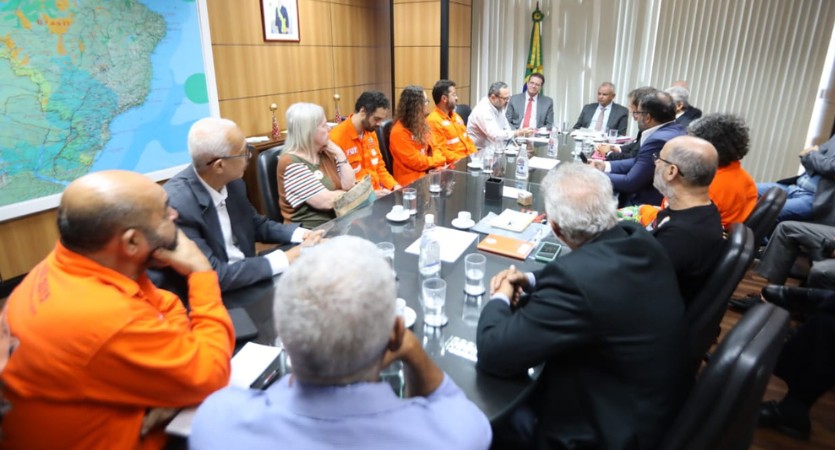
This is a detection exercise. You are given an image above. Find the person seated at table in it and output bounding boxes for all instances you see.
[278,102,357,228]
[505,73,554,130]
[477,163,691,449]
[150,117,322,297]
[572,82,629,136]
[467,81,533,149]
[427,79,477,164]
[1,170,235,450]
[390,85,447,186]
[330,91,400,196]
[688,113,757,226]
[647,136,725,306]
[665,85,702,127]
[592,86,656,162]
[190,236,492,450]
[589,89,686,206]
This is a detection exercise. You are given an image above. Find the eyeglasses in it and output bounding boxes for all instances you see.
[632,110,647,117]
[206,144,253,166]
[653,152,686,177]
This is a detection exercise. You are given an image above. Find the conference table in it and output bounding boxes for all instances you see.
[219,133,580,423]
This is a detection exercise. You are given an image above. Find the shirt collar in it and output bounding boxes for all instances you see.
[52,242,157,300]
[272,375,421,418]
[193,166,228,208]
[640,121,672,146]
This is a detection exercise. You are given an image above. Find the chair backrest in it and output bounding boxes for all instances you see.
[686,223,756,369]
[744,187,788,245]
[256,145,285,222]
[660,303,789,450]
[455,104,472,125]
[376,119,394,174]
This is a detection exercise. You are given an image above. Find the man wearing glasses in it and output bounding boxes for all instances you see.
[150,117,322,298]
[467,81,534,149]
[506,73,554,130]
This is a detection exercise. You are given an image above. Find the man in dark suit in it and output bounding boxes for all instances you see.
[477,163,691,450]
[150,117,321,296]
[591,89,687,206]
[506,73,554,130]
[572,82,629,135]
[666,86,702,127]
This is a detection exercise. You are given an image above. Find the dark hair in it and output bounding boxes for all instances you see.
[432,80,456,104]
[639,91,676,124]
[529,73,545,85]
[688,113,750,166]
[58,202,145,253]
[396,85,429,144]
[354,91,390,114]
[488,81,508,97]
[628,86,659,108]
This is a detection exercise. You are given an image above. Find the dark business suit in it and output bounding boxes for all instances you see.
[572,102,629,136]
[151,167,297,295]
[477,222,691,450]
[506,93,554,129]
[609,122,686,206]
[676,106,702,128]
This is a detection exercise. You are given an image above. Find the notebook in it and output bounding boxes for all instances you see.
[477,234,535,260]
[490,209,538,233]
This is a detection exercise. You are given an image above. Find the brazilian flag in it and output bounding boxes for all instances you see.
[523,4,544,92]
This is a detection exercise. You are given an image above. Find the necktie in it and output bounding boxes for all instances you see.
[522,97,533,129]
[595,106,605,131]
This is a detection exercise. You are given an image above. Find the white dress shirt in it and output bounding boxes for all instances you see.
[590,104,612,131]
[467,96,515,148]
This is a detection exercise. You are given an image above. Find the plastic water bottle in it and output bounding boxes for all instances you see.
[515,146,529,181]
[583,138,594,158]
[547,126,558,157]
[419,214,441,277]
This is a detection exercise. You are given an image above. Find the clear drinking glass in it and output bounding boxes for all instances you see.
[403,188,417,215]
[421,278,448,327]
[464,253,486,295]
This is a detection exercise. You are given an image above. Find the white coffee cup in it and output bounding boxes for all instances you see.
[457,211,471,223]
[391,205,405,215]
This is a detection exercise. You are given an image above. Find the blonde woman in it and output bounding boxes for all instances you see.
[277,103,356,228]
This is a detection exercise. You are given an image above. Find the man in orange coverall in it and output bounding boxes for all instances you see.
[0,170,234,450]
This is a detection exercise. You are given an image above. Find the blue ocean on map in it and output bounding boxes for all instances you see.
[90,1,209,175]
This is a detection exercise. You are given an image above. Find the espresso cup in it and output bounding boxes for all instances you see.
[391,205,405,215]
[457,211,471,223]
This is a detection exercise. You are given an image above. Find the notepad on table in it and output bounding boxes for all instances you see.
[490,209,537,233]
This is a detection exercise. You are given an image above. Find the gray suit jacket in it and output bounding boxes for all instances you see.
[150,167,298,296]
[506,93,554,129]
[572,102,629,136]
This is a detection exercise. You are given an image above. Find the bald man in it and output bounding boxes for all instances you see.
[648,135,725,305]
[1,171,235,450]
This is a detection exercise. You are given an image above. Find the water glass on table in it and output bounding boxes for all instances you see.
[402,187,417,215]
[429,169,442,193]
[607,129,618,144]
[421,278,448,327]
[464,253,486,296]
[376,241,395,267]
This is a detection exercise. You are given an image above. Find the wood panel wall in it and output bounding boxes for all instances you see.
[0,0,394,280]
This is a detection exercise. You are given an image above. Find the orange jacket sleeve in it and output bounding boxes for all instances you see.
[390,125,446,172]
[376,159,399,189]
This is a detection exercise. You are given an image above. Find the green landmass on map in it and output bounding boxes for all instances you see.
[0,0,166,206]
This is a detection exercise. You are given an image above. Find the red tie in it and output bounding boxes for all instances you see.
[522,97,533,128]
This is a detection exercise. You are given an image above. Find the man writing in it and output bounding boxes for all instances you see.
[151,117,322,297]
[427,79,477,163]
[505,73,554,130]
[191,236,491,449]
[1,171,234,449]
[330,91,400,195]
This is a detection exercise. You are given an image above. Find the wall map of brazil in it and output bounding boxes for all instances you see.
[0,0,211,220]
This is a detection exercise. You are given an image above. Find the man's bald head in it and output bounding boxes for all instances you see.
[58,171,169,253]
[660,136,718,187]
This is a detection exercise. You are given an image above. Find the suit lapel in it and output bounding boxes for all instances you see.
[183,169,228,261]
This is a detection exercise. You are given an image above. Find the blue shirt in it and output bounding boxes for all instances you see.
[190,374,492,450]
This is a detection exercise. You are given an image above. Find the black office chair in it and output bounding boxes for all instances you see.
[659,303,789,450]
[455,104,472,125]
[685,223,756,371]
[376,119,394,174]
[256,145,285,222]
[744,186,788,246]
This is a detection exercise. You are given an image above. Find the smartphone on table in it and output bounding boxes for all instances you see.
[534,241,562,263]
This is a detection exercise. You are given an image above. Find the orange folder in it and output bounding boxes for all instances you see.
[477,234,535,260]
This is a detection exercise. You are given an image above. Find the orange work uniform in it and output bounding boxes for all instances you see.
[389,120,446,186]
[709,160,758,227]
[427,106,476,164]
[1,243,235,450]
[330,115,398,190]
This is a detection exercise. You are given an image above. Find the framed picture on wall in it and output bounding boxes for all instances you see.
[260,0,300,42]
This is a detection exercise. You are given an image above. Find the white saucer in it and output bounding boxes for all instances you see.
[451,218,475,229]
[403,307,417,328]
[467,161,482,169]
[385,211,410,222]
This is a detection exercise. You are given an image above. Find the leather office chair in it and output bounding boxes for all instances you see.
[744,186,788,246]
[256,145,285,222]
[376,119,394,174]
[659,303,789,450]
[455,104,472,125]
[685,223,756,371]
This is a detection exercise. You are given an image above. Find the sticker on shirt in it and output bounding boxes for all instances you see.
[367,137,375,144]
[371,148,377,156]
[442,120,451,126]
[371,157,378,166]
[313,170,324,180]
[346,147,358,156]
[447,137,460,145]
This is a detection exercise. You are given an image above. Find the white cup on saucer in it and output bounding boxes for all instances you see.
[391,205,405,215]
[458,211,471,223]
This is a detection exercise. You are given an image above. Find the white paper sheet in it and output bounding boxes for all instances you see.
[405,226,478,263]
[502,186,531,199]
[166,342,282,437]
[528,157,559,170]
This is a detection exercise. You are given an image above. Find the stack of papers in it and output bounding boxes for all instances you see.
[405,226,478,262]
[528,157,559,170]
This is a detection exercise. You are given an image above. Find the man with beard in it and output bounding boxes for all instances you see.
[427,80,477,163]
[150,118,322,298]
[467,81,534,148]
[330,91,400,195]
[1,170,235,449]
[648,135,725,306]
